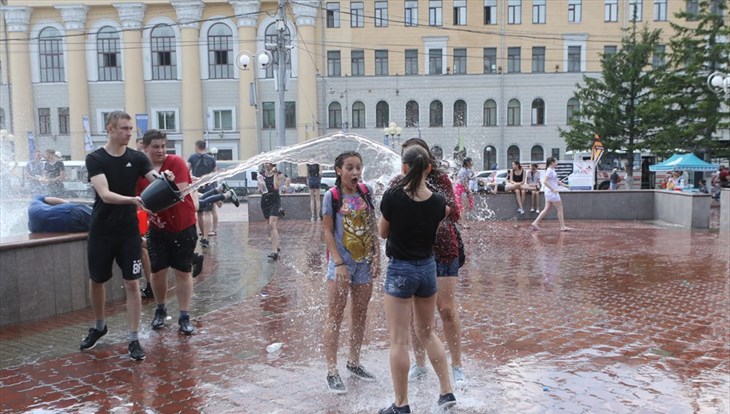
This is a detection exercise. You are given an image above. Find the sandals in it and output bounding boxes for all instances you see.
[208,231,217,237]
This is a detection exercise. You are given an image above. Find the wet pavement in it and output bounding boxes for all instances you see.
[1,203,729,413]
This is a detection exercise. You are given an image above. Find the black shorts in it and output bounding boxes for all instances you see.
[88,234,143,283]
[147,225,198,273]
[307,177,321,189]
[261,194,281,219]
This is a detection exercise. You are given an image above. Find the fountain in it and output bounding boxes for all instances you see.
[0,130,30,238]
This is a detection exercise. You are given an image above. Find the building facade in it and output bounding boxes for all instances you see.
[0,0,692,169]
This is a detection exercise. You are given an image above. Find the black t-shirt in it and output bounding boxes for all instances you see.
[307,163,320,177]
[187,153,216,177]
[380,187,446,260]
[86,147,153,237]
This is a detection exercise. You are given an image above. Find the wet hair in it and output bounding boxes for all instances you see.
[401,137,440,177]
[105,110,132,129]
[195,140,206,150]
[333,151,362,188]
[395,146,431,198]
[142,129,167,146]
[462,157,472,168]
[546,156,557,166]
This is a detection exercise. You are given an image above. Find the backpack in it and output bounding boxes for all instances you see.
[191,153,215,177]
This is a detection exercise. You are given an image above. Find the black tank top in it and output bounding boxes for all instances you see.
[512,169,523,182]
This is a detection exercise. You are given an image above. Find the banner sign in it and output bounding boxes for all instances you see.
[569,159,595,190]
[82,115,94,152]
[136,114,149,138]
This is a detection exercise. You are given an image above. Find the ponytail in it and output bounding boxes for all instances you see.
[394,146,431,198]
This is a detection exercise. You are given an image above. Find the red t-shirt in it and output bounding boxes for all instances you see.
[136,155,196,233]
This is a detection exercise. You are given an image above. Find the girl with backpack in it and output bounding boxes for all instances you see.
[321,151,380,394]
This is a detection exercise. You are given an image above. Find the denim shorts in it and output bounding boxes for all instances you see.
[384,257,438,299]
[436,257,459,277]
[325,260,373,285]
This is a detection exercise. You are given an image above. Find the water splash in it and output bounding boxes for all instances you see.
[0,137,29,238]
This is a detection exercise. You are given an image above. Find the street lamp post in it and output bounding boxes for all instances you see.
[708,72,729,99]
[382,122,402,149]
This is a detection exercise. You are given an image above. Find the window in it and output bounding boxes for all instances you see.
[405,49,419,75]
[629,0,642,20]
[653,0,667,20]
[453,145,467,162]
[508,47,521,73]
[453,48,467,75]
[352,50,365,76]
[38,108,51,135]
[39,27,64,83]
[484,146,497,169]
[285,101,296,129]
[508,0,522,24]
[405,1,418,26]
[97,26,121,81]
[351,2,364,27]
[453,100,467,127]
[328,102,342,129]
[376,101,389,128]
[653,45,666,68]
[568,46,581,72]
[484,47,497,73]
[604,45,618,57]
[406,100,419,127]
[429,48,443,75]
[99,110,114,132]
[429,100,443,127]
[453,0,467,25]
[156,110,176,131]
[151,25,176,80]
[262,102,275,129]
[352,101,365,128]
[531,145,544,161]
[484,0,497,24]
[208,23,233,79]
[375,50,389,76]
[605,0,618,21]
[507,99,521,126]
[568,0,582,22]
[483,100,497,126]
[532,47,545,72]
[58,107,69,135]
[686,0,699,18]
[567,98,580,123]
[212,109,233,130]
[264,22,291,78]
[507,145,521,164]
[552,148,560,159]
[533,0,546,23]
[531,98,545,125]
[327,2,340,28]
[375,1,388,27]
[429,1,443,26]
[710,0,722,15]
[328,51,341,76]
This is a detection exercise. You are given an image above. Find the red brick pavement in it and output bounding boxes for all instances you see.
[1,218,728,413]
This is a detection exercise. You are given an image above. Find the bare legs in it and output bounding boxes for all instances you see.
[514,187,526,211]
[151,268,193,313]
[90,278,141,333]
[268,216,280,252]
[530,189,540,211]
[411,277,462,369]
[309,188,321,219]
[531,200,571,231]
[323,279,373,374]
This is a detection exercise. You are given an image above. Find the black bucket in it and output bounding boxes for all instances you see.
[140,176,183,213]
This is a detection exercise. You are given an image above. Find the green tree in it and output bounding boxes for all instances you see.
[559,23,664,181]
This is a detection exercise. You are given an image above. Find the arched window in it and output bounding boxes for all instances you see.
[567,98,580,123]
[328,102,342,129]
[484,145,497,170]
[264,22,291,78]
[507,145,520,164]
[531,145,544,161]
[432,145,444,160]
[453,145,467,163]
[376,101,389,128]
[39,27,64,83]
[352,101,365,128]
[97,26,121,81]
[507,99,521,126]
[429,100,443,127]
[405,100,419,127]
[453,100,467,127]
[483,99,497,126]
[151,24,177,80]
[208,23,233,79]
[531,98,545,125]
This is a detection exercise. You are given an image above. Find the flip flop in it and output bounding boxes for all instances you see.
[560,227,573,232]
[208,231,217,237]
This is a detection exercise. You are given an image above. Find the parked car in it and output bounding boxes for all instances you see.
[473,169,509,192]
[321,170,337,190]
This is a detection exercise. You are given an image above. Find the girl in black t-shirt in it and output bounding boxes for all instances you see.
[377,145,456,414]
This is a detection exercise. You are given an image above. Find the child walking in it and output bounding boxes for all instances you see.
[530,156,573,232]
[322,151,380,393]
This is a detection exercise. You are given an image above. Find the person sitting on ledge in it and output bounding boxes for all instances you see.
[28,195,92,233]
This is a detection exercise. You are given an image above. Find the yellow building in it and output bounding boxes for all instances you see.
[0,0,693,169]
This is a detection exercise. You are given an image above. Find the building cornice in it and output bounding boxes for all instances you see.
[54,4,89,32]
[0,6,32,33]
[229,0,260,28]
[292,0,318,27]
[113,3,146,31]
[171,0,205,30]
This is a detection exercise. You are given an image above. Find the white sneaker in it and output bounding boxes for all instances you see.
[518,208,524,214]
[408,364,428,382]
[452,366,467,387]
[535,208,540,213]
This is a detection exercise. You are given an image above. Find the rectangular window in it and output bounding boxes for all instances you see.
[652,45,666,68]
[262,102,275,129]
[97,40,121,81]
[453,48,467,74]
[508,0,522,24]
[604,45,617,57]
[429,0,443,26]
[326,2,340,28]
[38,108,51,135]
[405,49,419,75]
[533,0,546,23]
[453,0,467,25]
[508,47,521,73]
[351,2,364,27]
[568,45,581,72]
[483,47,497,73]
[568,0,582,22]
[39,36,64,83]
[605,0,618,21]
[375,1,388,27]
[156,110,176,131]
[208,31,233,79]
[429,48,443,75]
[151,32,176,80]
[552,148,560,160]
[375,49,389,76]
[405,1,418,26]
[285,101,296,129]
[212,109,233,130]
[327,51,341,76]
[484,0,497,24]
[58,107,69,135]
[653,0,667,20]
[351,50,365,76]
[532,47,545,72]
[629,0,643,20]
[686,0,699,18]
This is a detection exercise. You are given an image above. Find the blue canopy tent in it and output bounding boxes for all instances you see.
[649,153,719,172]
